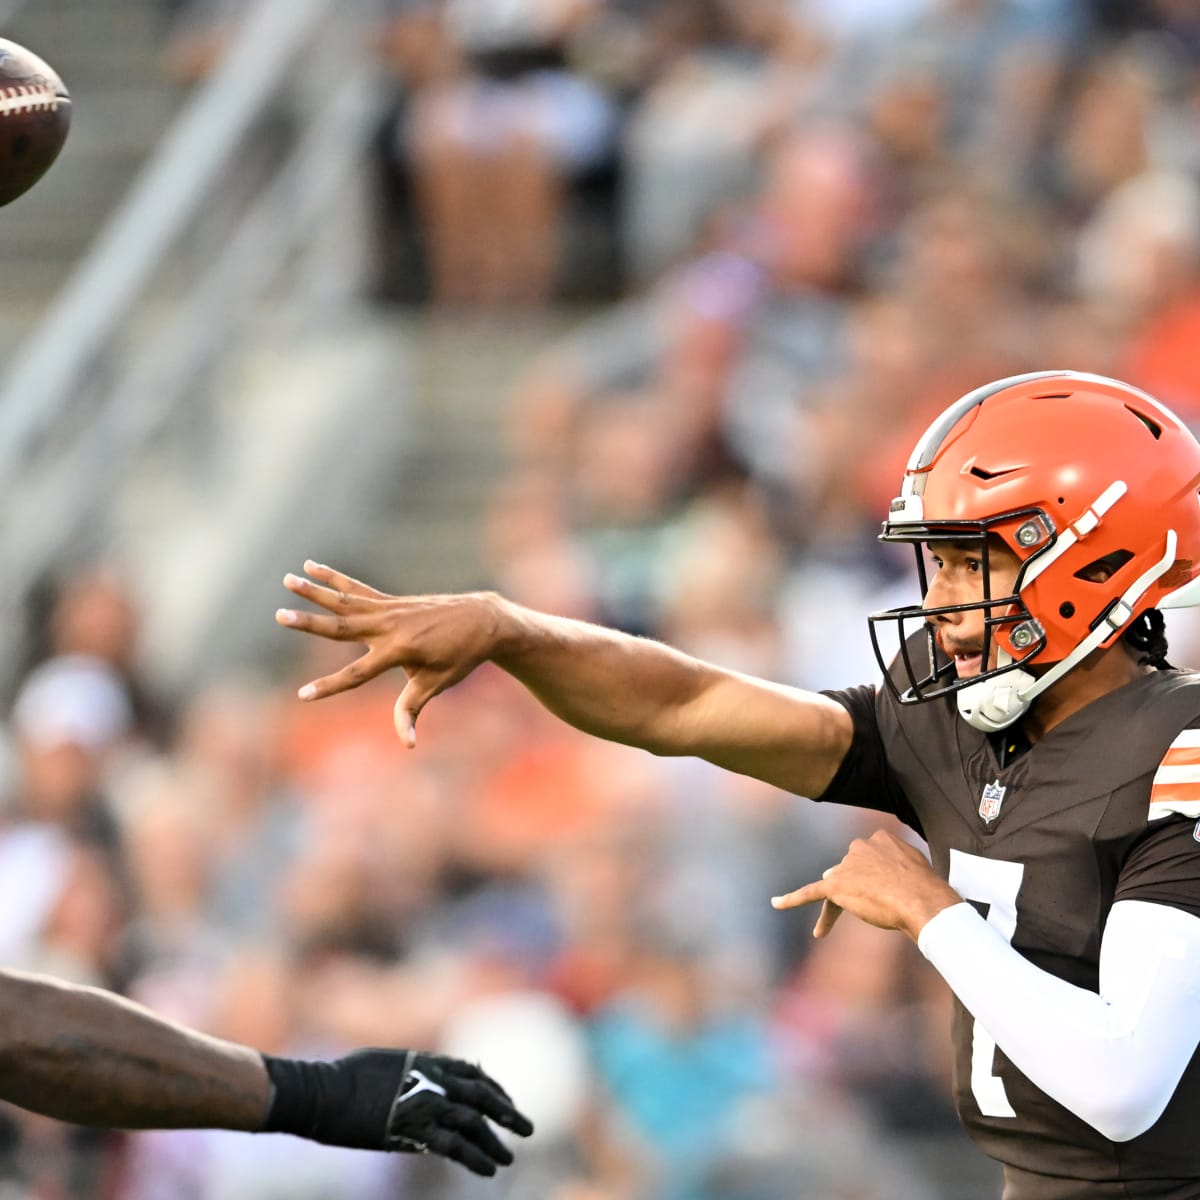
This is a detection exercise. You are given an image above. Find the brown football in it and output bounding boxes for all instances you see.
[0,37,70,207]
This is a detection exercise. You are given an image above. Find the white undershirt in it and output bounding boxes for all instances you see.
[917,898,1200,1141]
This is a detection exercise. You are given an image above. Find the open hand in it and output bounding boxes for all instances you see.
[264,1048,534,1176]
[383,1051,535,1175]
[276,562,501,745]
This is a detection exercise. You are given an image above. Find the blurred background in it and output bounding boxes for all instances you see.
[2,0,1200,1196]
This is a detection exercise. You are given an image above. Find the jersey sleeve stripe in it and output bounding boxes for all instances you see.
[1150,789,1200,805]
[1150,764,1200,785]
[1159,746,1200,768]
[1147,730,1200,819]
[1149,801,1200,819]
[1149,782,1200,819]
[1150,786,1200,802]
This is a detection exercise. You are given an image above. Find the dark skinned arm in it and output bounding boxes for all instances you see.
[0,968,268,1130]
[0,968,534,1175]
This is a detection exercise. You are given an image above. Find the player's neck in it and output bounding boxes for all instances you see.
[1023,644,1152,743]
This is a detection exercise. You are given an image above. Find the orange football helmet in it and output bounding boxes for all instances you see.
[868,371,1200,730]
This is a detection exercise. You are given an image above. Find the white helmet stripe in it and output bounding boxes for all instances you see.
[904,371,1066,477]
[959,529,1179,731]
[1021,481,1128,587]
[1016,530,1178,702]
[1159,495,1200,609]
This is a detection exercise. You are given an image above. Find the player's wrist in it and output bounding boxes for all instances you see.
[486,592,538,663]
[260,1054,326,1141]
[915,899,977,956]
[260,1052,393,1150]
[904,886,966,943]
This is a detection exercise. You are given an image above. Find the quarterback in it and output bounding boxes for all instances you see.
[279,372,1200,1198]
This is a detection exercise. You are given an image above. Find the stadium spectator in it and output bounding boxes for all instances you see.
[376,0,622,309]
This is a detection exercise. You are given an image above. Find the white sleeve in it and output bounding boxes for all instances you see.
[917,898,1200,1141]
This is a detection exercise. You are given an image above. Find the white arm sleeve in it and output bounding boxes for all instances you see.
[917,898,1200,1141]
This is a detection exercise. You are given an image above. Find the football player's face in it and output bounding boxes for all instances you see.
[922,538,1021,677]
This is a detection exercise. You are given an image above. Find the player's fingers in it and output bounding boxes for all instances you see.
[277,597,378,643]
[440,1059,522,1109]
[770,880,825,910]
[439,1104,515,1165]
[294,652,388,701]
[282,573,348,612]
[282,573,378,620]
[441,1075,534,1137]
[301,560,389,601]
[425,1127,501,1177]
[439,1057,508,1095]
[813,898,844,939]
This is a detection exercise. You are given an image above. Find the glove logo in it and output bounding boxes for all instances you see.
[263,1047,532,1173]
[400,1070,448,1102]
[385,1065,450,1154]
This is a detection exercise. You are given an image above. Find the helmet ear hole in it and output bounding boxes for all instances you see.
[1059,602,1075,619]
[1074,549,1133,583]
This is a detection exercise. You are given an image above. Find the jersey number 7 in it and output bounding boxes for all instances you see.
[947,848,1026,1119]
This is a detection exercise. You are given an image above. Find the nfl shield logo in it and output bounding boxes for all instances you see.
[979,779,1006,823]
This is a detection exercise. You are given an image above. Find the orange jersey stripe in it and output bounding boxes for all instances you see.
[1159,746,1200,768]
[1149,731,1200,818]
[1150,784,1200,805]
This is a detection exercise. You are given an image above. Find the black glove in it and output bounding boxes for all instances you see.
[261,1048,535,1176]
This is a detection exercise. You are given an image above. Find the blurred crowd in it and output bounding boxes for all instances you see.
[7,0,1200,1196]
[0,562,978,1199]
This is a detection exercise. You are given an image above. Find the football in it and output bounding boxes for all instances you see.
[0,37,70,206]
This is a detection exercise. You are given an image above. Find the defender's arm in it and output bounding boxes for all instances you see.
[0,969,532,1174]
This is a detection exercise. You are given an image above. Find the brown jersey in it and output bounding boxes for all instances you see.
[820,656,1200,1198]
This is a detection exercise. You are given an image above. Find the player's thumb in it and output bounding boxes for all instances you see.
[813,899,844,939]
[393,680,429,748]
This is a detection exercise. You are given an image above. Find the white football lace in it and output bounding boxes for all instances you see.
[0,84,60,116]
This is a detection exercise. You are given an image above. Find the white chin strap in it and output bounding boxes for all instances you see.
[956,529,1182,733]
[956,665,1037,733]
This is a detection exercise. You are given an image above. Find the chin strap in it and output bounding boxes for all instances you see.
[957,530,1181,732]
[956,662,1037,732]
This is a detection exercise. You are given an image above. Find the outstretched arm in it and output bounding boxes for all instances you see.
[276,562,853,797]
[0,967,269,1131]
[0,968,533,1175]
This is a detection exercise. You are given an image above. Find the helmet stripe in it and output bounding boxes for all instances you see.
[1021,481,1128,587]
[1009,529,1179,710]
[904,371,1066,477]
